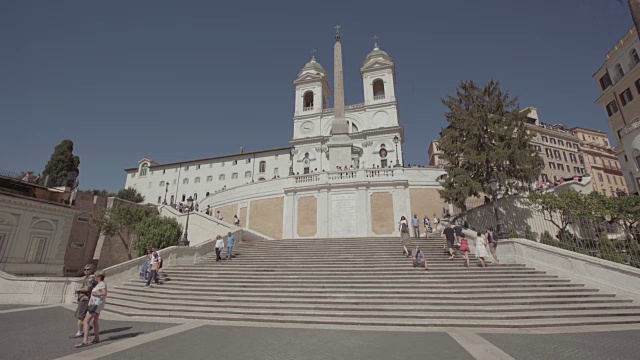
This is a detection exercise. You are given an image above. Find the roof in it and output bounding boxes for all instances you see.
[124,146,292,172]
[569,127,608,135]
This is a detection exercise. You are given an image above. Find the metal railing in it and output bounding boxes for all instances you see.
[452,195,640,268]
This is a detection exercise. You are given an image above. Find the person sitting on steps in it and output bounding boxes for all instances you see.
[412,245,429,273]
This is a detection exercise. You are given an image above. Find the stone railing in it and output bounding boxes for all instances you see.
[626,119,640,134]
[294,174,320,184]
[328,170,357,180]
[373,94,385,100]
[0,228,245,304]
[366,168,395,178]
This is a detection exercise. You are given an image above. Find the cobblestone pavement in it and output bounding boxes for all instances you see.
[2,305,640,360]
[481,331,640,360]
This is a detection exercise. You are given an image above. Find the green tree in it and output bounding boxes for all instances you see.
[610,195,640,242]
[42,140,80,187]
[91,205,157,260]
[87,189,117,197]
[527,191,593,242]
[438,80,543,208]
[134,216,182,256]
[116,187,145,203]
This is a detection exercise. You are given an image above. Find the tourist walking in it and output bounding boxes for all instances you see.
[139,248,152,279]
[216,211,223,221]
[433,214,440,232]
[72,264,96,339]
[75,271,107,348]
[423,215,431,234]
[226,232,236,259]
[475,232,489,268]
[233,215,240,227]
[443,224,456,259]
[412,245,429,272]
[145,251,161,287]
[215,235,224,262]
[459,233,470,267]
[399,216,411,257]
[486,227,499,263]
[411,214,420,238]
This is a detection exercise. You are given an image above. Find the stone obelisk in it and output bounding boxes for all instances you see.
[328,25,352,169]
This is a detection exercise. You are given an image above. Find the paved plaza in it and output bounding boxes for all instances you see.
[2,304,640,360]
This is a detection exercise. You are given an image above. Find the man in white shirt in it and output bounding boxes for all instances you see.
[214,235,225,262]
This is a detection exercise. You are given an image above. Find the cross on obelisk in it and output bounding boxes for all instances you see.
[311,48,316,61]
[373,35,379,47]
[335,24,341,41]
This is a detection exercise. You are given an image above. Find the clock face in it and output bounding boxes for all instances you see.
[300,121,314,134]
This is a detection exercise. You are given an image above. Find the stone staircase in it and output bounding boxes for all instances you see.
[105,236,640,328]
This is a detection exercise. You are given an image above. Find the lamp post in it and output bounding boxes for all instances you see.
[179,196,193,246]
[393,135,400,167]
[489,177,505,239]
[163,183,169,205]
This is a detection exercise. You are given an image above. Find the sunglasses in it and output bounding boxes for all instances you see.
[83,269,91,271]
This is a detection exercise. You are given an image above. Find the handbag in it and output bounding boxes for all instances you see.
[87,296,100,313]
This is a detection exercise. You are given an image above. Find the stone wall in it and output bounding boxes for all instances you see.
[216,203,238,224]
[370,192,394,235]
[409,188,447,222]
[249,197,284,239]
[297,196,317,237]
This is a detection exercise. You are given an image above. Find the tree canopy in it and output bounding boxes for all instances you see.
[116,187,145,203]
[438,80,543,209]
[42,140,80,187]
[135,216,182,256]
[91,205,157,260]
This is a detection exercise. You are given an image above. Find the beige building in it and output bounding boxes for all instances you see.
[427,141,445,167]
[593,27,640,195]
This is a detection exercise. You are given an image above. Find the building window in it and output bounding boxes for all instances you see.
[635,78,640,94]
[219,174,225,181]
[233,160,238,165]
[603,139,609,146]
[558,164,565,171]
[182,194,186,202]
[259,161,266,173]
[616,63,625,79]
[554,150,561,160]
[566,142,572,148]
[606,101,619,116]
[550,138,557,145]
[549,162,556,170]
[558,140,564,146]
[274,168,279,177]
[206,175,213,182]
[598,173,604,182]
[541,173,549,182]
[635,153,640,169]
[196,164,200,170]
[632,49,640,64]
[303,91,314,110]
[184,166,189,171]
[274,155,279,160]
[600,73,613,91]
[569,153,577,163]
[614,176,618,185]
[157,196,162,204]
[194,193,198,200]
[194,177,201,183]
[183,178,189,184]
[170,195,175,204]
[159,181,165,187]
[563,152,568,162]
[541,135,548,143]
[372,79,385,100]
[140,164,148,176]
[545,148,552,158]
[26,236,47,263]
[163,169,166,174]
[620,88,634,106]
[245,171,251,178]
[246,158,251,164]
[232,172,238,179]
[221,162,225,167]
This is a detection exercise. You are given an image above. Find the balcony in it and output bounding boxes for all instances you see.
[373,94,385,100]
[303,106,314,112]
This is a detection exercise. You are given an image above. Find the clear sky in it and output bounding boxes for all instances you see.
[0,0,634,191]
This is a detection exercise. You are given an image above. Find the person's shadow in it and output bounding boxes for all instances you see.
[88,327,145,343]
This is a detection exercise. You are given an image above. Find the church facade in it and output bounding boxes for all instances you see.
[124,30,446,240]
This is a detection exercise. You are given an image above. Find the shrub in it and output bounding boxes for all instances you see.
[135,216,183,256]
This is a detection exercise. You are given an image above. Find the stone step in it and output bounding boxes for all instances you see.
[103,304,640,328]
[195,257,491,264]
[172,264,522,271]
[155,268,536,276]
[107,293,635,312]
[150,273,556,281]
[109,287,618,303]
[105,298,640,321]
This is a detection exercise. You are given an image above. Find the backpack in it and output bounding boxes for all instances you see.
[488,232,497,244]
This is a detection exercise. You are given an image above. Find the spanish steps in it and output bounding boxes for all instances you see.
[106,235,640,328]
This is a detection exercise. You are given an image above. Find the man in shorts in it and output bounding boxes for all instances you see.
[72,264,96,338]
[443,224,456,259]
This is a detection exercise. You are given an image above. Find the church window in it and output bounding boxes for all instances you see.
[245,171,251,178]
[140,164,148,176]
[232,172,238,179]
[303,91,314,110]
[183,178,189,185]
[194,177,201,183]
[159,181,165,187]
[372,79,385,100]
[219,174,225,181]
[259,161,266,173]
[206,176,213,182]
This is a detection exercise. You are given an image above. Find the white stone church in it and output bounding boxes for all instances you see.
[124,30,445,240]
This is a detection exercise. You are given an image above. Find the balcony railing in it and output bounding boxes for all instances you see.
[373,94,385,100]
[626,119,640,134]
[303,106,313,112]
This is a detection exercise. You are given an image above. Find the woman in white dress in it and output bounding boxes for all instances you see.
[475,233,489,268]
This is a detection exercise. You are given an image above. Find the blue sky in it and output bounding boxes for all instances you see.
[0,0,633,191]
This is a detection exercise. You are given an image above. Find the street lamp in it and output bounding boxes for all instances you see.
[163,183,169,205]
[489,177,505,239]
[393,135,401,167]
[179,196,193,246]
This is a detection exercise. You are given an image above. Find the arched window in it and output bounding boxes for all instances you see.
[159,181,165,187]
[258,177,266,181]
[170,195,175,204]
[183,178,189,185]
[245,171,252,178]
[351,122,359,133]
[140,163,148,176]
[232,172,238,179]
[206,192,210,197]
[219,174,225,181]
[259,161,266,173]
[157,196,161,204]
[372,79,385,100]
[193,193,198,200]
[181,194,186,202]
[632,49,640,64]
[616,63,624,78]
[194,177,201,183]
[303,91,314,110]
